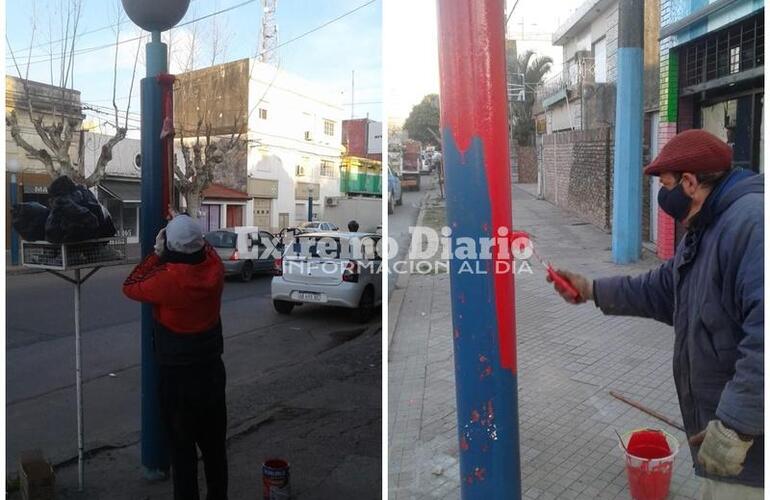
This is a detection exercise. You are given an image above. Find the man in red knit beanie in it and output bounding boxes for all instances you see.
[549,129,764,498]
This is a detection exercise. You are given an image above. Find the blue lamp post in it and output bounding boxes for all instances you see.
[120,0,190,480]
[8,158,20,266]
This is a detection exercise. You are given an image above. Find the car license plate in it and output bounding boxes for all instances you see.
[292,291,325,303]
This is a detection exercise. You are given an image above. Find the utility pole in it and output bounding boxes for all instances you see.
[121,0,190,480]
[611,0,644,263]
[307,187,314,222]
[437,1,521,498]
[351,70,355,119]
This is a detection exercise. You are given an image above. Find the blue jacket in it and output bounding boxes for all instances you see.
[594,170,764,487]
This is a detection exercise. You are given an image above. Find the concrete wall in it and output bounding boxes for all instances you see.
[82,132,141,179]
[644,0,661,112]
[581,82,616,129]
[604,3,620,82]
[324,197,381,233]
[174,59,249,137]
[541,128,614,229]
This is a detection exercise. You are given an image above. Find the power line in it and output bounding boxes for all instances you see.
[7,0,260,69]
[342,101,382,105]
[266,0,377,56]
[6,0,203,55]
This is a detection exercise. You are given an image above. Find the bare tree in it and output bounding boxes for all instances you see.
[5,0,139,187]
[168,15,246,220]
[174,119,247,219]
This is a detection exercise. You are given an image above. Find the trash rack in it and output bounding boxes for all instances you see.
[21,237,128,492]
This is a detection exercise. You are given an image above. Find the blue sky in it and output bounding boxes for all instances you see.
[6,0,382,136]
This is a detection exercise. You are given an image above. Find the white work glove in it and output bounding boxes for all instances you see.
[689,420,754,477]
[154,228,167,257]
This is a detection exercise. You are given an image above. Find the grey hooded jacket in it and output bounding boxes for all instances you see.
[594,170,763,487]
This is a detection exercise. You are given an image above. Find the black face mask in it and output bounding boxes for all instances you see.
[657,180,692,221]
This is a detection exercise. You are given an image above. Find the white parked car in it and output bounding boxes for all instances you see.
[271,232,382,322]
[205,226,282,282]
[296,221,340,233]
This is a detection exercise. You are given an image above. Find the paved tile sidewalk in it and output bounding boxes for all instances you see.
[389,183,701,499]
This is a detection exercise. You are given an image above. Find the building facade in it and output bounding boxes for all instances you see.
[530,0,661,246]
[657,0,764,258]
[5,76,84,249]
[247,61,344,230]
[82,132,142,244]
[174,59,345,232]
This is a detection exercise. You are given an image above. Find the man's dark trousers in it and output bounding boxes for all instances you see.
[159,357,228,500]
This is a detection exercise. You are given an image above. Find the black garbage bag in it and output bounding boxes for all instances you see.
[11,202,50,241]
[45,176,117,244]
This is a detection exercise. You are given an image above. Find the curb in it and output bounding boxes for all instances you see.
[388,187,433,350]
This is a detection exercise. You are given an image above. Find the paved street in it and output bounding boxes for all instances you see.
[388,182,701,499]
[7,265,381,498]
[388,174,435,298]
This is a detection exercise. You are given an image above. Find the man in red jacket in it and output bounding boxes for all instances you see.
[124,214,227,500]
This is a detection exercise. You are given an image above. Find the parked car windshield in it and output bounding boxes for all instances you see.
[205,231,237,248]
[298,222,321,229]
[291,236,342,259]
[288,236,380,260]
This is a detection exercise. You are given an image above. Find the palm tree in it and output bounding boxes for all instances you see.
[507,49,553,146]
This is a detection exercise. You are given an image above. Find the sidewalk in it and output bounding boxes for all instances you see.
[388,183,701,499]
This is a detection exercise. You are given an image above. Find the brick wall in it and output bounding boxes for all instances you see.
[516,146,538,183]
[541,128,614,230]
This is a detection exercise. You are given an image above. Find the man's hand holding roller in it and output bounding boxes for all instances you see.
[546,269,593,304]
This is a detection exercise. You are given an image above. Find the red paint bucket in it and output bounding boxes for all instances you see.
[262,459,290,499]
[620,429,679,500]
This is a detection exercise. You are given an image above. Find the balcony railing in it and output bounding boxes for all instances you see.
[535,57,596,105]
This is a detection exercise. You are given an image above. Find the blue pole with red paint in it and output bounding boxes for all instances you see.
[436,1,521,498]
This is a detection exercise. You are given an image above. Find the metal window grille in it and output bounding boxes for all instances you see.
[324,120,335,136]
[681,12,764,88]
[320,160,336,177]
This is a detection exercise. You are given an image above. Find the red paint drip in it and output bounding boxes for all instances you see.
[460,436,469,451]
[470,410,480,423]
[474,468,486,481]
[437,0,516,373]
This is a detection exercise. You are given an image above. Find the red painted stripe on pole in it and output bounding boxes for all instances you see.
[437,0,516,372]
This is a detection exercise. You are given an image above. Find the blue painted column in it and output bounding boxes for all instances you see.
[611,0,644,263]
[437,1,521,498]
[10,173,19,265]
[140,30,170,477]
